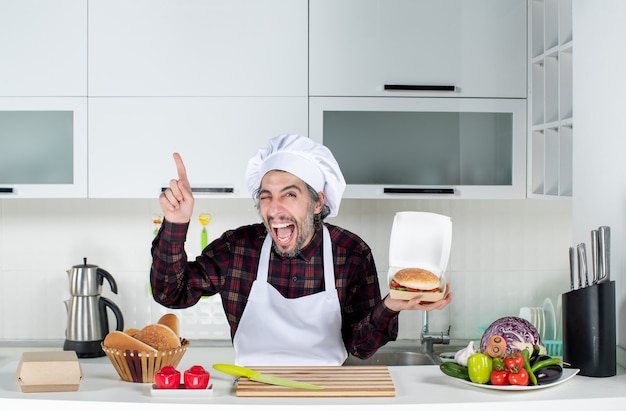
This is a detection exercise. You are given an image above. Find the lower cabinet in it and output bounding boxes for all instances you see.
[87,97,308,198]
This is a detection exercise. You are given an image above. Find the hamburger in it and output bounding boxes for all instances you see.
[390,268,440,293]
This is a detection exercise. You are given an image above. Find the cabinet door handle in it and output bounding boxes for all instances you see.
[384,187,455,194]
[0,187,14,194]
[161,186,235,194]
[384,84,457,92]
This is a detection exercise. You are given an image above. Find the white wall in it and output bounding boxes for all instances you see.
[573,0,626,366]
[0,197,571,343]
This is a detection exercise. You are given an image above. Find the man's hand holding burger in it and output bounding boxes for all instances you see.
[384,267,453,312]
[384,283,453,311]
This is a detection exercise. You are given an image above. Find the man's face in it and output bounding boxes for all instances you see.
[258,170,324,257]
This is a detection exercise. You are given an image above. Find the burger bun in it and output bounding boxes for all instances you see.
[393,268,440,290]
[389,267,446,301]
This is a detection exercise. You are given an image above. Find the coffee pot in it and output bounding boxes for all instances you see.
[63,258,124,358]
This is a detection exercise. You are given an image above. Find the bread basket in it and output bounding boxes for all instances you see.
[102,339,189,383]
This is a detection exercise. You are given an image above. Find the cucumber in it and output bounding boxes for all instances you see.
[439,362,471,381]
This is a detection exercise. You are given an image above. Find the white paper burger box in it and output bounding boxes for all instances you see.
[16,351,83,393]
[387,212,452,301]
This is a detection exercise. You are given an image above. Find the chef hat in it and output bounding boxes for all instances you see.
[245,134,346,218]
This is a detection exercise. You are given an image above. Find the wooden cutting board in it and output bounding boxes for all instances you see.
[234,366,395,397]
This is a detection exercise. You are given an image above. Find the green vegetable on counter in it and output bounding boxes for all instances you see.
[522,348,538,385]
[439,362,471,381]
[467,353,493,384]
[531,356,563,373]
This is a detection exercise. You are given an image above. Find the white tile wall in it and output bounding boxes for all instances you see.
[0,198,572,343]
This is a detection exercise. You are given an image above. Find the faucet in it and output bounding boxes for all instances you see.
[420,311,450,353]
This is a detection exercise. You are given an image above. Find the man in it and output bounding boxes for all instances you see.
[151,134,452,366]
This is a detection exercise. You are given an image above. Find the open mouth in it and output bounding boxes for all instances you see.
[272,222,295,244]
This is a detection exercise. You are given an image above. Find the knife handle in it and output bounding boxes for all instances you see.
[576,243,586,288]
[591,230,599,284]
[213,364,261,378]
[569,246,575,290]
[599,226,610,282]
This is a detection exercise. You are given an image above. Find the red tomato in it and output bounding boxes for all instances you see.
[184,365,210,389]
[154,365,181,389]
[508,369,530,386]
[490,369,509,386]
[503,352,524,372]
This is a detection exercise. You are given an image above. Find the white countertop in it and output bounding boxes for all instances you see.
[1,343,626,410]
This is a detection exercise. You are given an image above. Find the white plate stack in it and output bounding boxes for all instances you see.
[519,306,545,338]
[518,298,561,356]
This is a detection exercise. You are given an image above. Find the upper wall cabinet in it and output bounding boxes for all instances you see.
[310,97,527,199]
[0,0,87,97]
[88,0,308,97]
[309,0,527,98]
[88,97,308,198]
[0,97,88,197]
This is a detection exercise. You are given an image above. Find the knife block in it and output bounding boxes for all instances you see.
[561,281,616,377]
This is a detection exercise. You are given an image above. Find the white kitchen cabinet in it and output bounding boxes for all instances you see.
[0,0,87,97]
[310,97,527,199]
[88,0,307,97]
[88,97,308,198]
[528,0,573,198]
[309,0,527,98]
[0,98,87,197]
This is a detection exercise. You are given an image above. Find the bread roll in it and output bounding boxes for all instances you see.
[393,267,440,290]
[123,328,140,337]
[103,331,157,352]
[134,324,181,351]
[157,313,180,337]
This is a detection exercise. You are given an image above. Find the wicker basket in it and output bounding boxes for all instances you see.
[102,339,189,383]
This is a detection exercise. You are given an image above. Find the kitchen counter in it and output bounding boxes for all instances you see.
[1,342,626,410]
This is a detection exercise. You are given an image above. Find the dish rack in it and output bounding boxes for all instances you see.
[543,340,563,357]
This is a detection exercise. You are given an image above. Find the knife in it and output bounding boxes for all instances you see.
[591,230,599,284]
[576,243,588,288]
[212,364,324,390]
[598,226,611,283]
[568,246,575,290]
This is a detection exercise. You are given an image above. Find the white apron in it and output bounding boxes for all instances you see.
[233,226,347,366]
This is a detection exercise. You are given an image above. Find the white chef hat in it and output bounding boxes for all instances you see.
[245,134,346,218]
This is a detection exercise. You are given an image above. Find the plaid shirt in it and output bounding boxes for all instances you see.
[151,219,398,359]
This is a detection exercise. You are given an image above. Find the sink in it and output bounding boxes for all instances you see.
[343,350,439,366]
[342,343,467,366]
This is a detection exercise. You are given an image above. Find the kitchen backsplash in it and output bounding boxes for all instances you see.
[0,198,571,343]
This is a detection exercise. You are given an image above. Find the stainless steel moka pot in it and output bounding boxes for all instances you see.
[63,258,124,358]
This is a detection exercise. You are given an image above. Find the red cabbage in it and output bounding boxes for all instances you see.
[480,316,543,354]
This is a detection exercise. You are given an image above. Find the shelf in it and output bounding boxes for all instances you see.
[528,0,573,199]
[544,55,559,124]
[531,0,544,58]
[559,125,573,196]
[559,0,573,44]
[531,61,545,126]
[560,49,573,120]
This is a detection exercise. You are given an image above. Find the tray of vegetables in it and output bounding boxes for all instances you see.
[440,316,579,391]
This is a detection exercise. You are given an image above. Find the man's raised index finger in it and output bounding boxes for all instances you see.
[173,152,188,182]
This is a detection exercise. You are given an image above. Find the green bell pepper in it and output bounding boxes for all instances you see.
[467,353,493,384]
